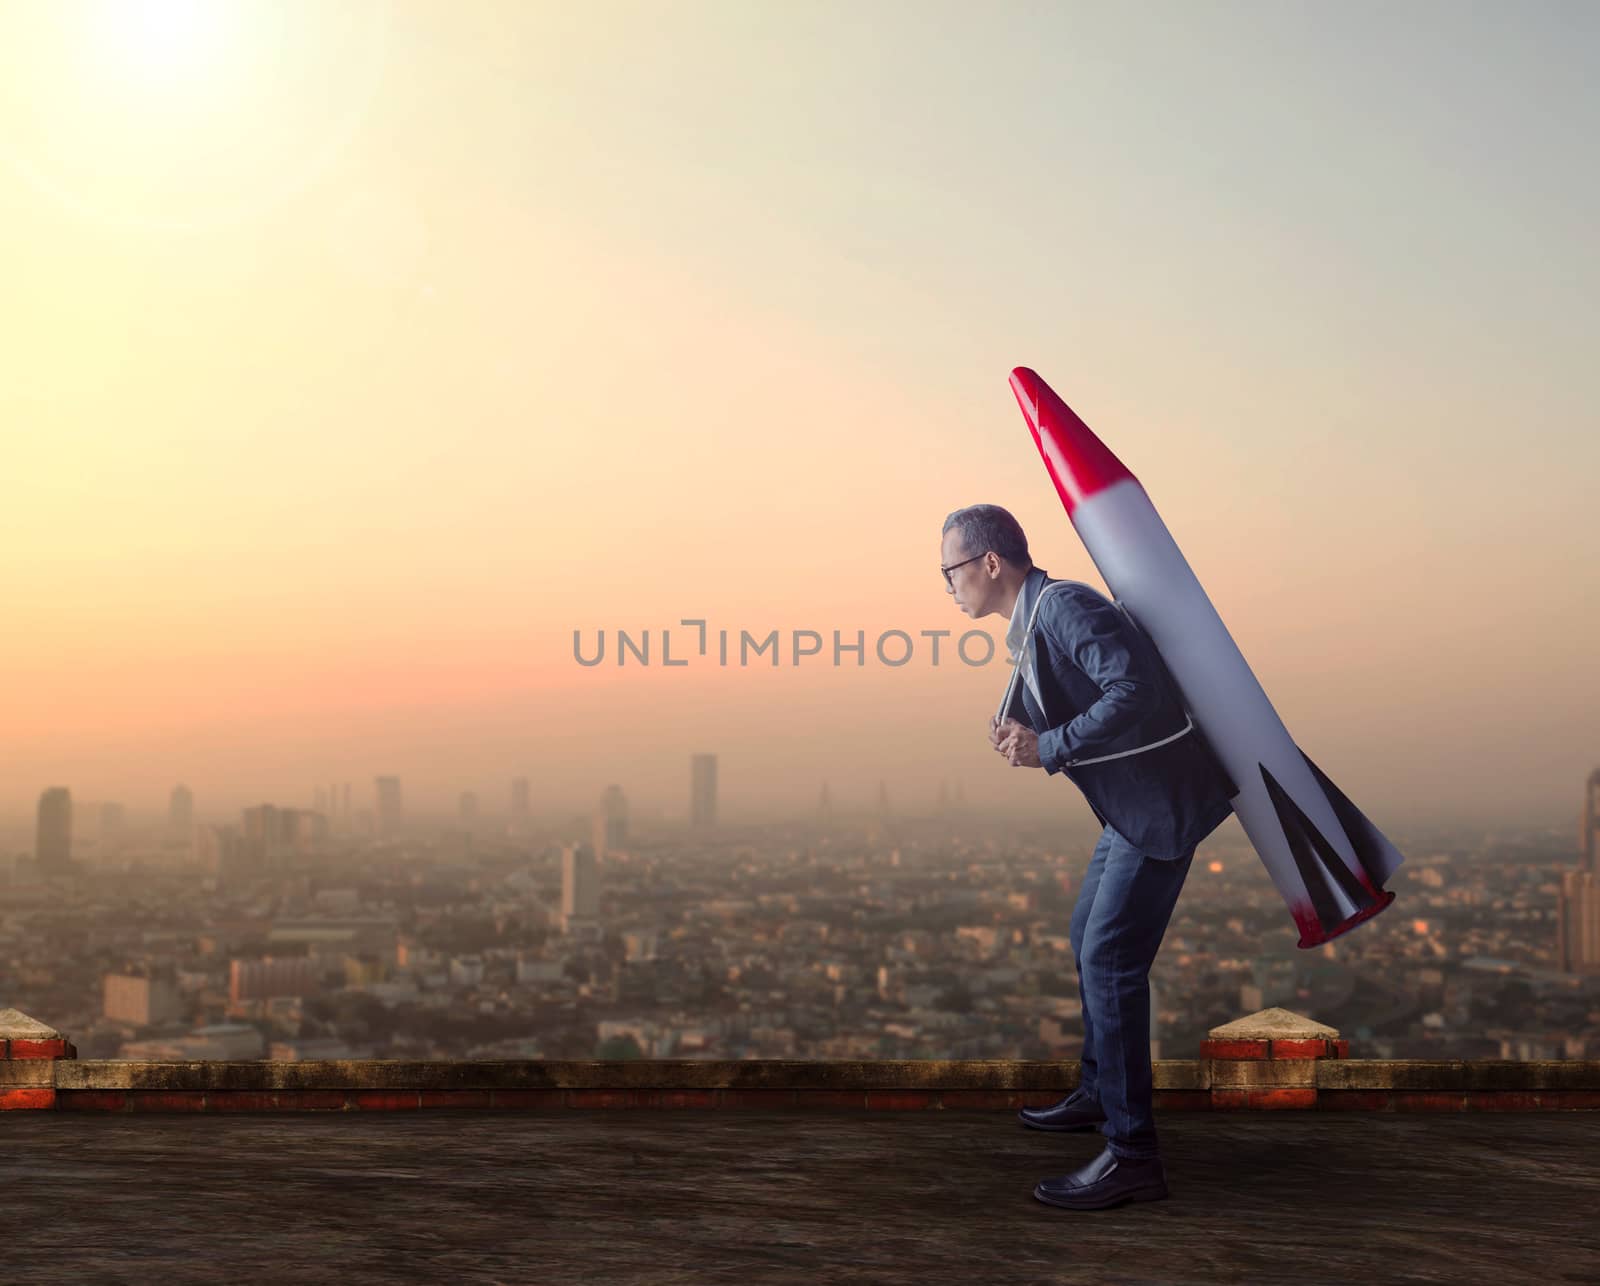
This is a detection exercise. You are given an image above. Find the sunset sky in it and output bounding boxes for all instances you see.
[1,1,1595,833]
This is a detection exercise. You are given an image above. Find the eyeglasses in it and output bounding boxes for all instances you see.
[940,553,987,586]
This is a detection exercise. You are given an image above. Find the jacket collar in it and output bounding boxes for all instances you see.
[1003,565,1049,663]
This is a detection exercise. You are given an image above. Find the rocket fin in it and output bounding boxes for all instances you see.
[1259,762,1377,935]
[1295,747,1407,886]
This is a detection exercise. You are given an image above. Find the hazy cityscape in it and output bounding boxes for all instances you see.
[5,762,1599,1066]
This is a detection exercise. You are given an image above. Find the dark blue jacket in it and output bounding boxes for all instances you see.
[1000,567,1236,860]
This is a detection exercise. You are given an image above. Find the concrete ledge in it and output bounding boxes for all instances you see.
[0,1059,1595,1112]
[49,1057,1113,1093]
[7,1006,1600,1113]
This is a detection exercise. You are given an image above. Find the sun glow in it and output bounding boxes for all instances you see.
[86,0,231,85]
[0,0,390,230]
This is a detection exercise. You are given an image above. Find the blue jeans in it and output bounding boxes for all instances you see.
[1069,822,1196,1160]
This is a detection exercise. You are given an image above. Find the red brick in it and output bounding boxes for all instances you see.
[1200,1039,1271,1060]
[129,1092,207,1111]
[57,1091,129,1111]
[1332,1039,1349,1058]
[795,1090,871,1109]
[205,1092,282,1111]
[1539,1091,1600,1110]
[941,1090,1028,1110]
[1270,1039,1332,1060]
[864,1090,936,1110]
[7,1038,70,1060]
[639,1090,718,1109]
[719,1090,797,1109]
[419,1090,494,1109]
[1154,1090,1212,1111]
[351,1091,421,1110]
[488,1089,568,1110]
[0,1088,55,1110]
[278,1091,351,1110]
[1391,1091,1466,1111]
[1465,1092,1544,1111]
[1247,1088,1318,1109]
[1210,1089,1249,1109]
[566,1089,645,1109]
[1319,1091,1391,1111]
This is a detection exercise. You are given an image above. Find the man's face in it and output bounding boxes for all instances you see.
[941,528,996,618]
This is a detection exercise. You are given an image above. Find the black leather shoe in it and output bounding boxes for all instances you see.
[1033,1144,1169,1210]
[1017,1086,1107,1132]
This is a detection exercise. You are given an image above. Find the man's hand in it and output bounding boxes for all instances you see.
[993,717,1042,769]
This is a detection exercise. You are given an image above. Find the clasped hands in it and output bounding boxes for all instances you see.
[989,714,1041,768]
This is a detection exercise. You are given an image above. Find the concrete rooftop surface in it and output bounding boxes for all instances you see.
[5,1109,1600,1286]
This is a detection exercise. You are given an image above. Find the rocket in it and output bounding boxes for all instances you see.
[1008,366,1402,948]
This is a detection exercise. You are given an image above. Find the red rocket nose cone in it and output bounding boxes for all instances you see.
[1008,367,1136,517]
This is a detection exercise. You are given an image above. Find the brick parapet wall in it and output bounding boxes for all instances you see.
[5,1006,1598,1112]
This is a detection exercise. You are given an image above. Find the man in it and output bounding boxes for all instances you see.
[940,503,1236,1211]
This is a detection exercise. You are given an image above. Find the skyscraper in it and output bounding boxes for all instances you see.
[593,785,628,856]
[1558,869,1600,974]
[690,753,717,828]
[562,840,600,933]
[168,784,194,843]
[1559,769,1600,974]
[1581,767,1600,875]
[374,776,402,838]
[35,786,72,874]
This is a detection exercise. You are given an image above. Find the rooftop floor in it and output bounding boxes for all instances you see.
[5,1109,1599,1285]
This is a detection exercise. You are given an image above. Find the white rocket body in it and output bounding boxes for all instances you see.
[1010,367,1402,947]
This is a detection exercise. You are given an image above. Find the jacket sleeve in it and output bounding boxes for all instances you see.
[1033,589,1160,775]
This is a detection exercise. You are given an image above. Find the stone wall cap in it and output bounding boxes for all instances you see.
[1208,1007,1339,1041]
[0,1008,64,1040]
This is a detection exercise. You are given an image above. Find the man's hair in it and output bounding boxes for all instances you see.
[942,504,1033,570]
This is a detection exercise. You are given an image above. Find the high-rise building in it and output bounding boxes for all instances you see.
[690,753,717,828]
[375,776,402,838]
[1558,870,1600,974]
[35,786,72,873]
[168,784,194,843]
[1582,767,1600,875]
[562,840,600,933]
[1559,769,1600,974]
[229,956,323,1003]
[195,823,250,886]
[511,776,531,821]
[104,968,183,1026]
[593,785,627,856]
[239,805,326,874]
